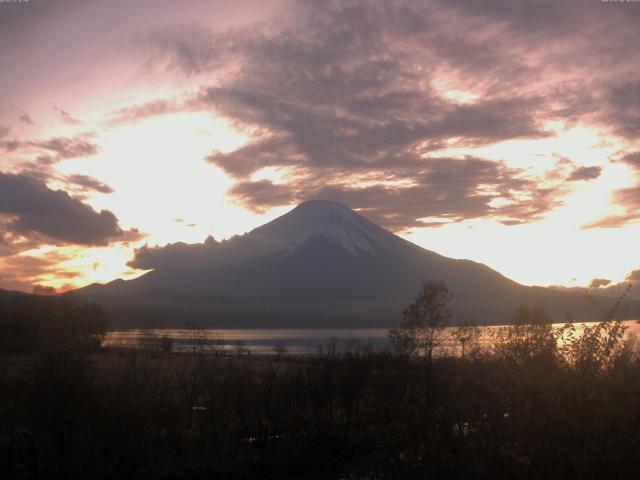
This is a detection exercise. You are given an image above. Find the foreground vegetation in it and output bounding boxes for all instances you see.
[1,285,639,479]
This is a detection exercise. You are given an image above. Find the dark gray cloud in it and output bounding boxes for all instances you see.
[66,174,115,194]
[135,1,622,231]
[568,166,602,182]
[119,228,146,243]
[19,112,33,125]
[2,134,99,167]
[129,235,220,270]
[54,105,81,125]
[0,0,86,40]
[8,146,113,198]
[0,126,13,152]
[102,0,640,277]
[612,186,640,218]
[32,284,57,295]
[0,134,100,160]
[0,232,17,258]
[35,154,55,166]
[556,267,640,300]
[129,0,640,230]
[225,157,563,230]
[202,88,549,179]
[107,98,182,125]
[433,0,639,37]
[589,278,612,289]
[621,152,640,170]
[0,172,124,245]
[627,270,640,282]
[140,22,225,76]
[603,81,640,140]
[30,135,99,160]
[229,179,295,213]
[2,139,19,152]
[205,135,300,178]
[0,224,42,258]
[598,269,640,298]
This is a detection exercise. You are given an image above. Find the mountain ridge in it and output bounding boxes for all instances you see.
[78,200,640,327]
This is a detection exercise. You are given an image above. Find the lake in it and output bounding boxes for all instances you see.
[103,319,640,356]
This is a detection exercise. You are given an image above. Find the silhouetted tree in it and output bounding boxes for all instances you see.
[558,284,631,373]
[388,280,452,364]
[492,303,556,366]
[0,294,108,353]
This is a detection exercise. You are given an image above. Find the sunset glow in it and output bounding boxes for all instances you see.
[1,0,639,293]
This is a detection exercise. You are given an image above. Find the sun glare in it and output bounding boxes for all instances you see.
[53,112,270,245]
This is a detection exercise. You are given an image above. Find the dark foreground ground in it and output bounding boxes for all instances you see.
[2,318,640,480]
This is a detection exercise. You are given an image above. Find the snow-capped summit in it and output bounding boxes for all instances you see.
[126,200,403,271]
[252,200,400,255]
[79,199,622,327]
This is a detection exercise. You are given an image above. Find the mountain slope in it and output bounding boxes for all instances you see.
[78,201,639,327]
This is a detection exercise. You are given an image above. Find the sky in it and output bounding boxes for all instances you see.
[1,0,640,293]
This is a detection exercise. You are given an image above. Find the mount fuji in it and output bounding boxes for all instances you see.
[78,200,630,328]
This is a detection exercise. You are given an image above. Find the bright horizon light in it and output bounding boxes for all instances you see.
[1,0,639,293]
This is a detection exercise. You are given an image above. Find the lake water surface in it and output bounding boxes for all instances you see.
[104,320,640,356]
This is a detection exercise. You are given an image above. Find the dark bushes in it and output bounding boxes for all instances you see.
[2,286,640,478]
[0,293,107,353]
[3,338,640,479]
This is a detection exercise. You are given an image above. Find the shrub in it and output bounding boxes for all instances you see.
[388,280,452,363]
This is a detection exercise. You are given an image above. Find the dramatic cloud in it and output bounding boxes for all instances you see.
[0,172,123,245]
[30,135,99,161]
[603,81,640,140]
[553,267,640,300]
[595,269,640,299]
[0,126,12,152]
[622,152,640,170]
[627,270,640,283]
[589,278,612,289]
[225,157,564,230]
[129,235,220,270]
[161,15,547,228]
[229,179,295,213]
[568,166,602,182]
[202,90,548,178]
[66,174,115,194]
[132,0,640,230]
[107,98,183,125]
[140,22,224,76]
[54,105,81,125]
[3,0,640,290]
[19,112,33,125]
[0,251,79,293]
[118,228,147,243]
[32,284,57,295]
[2,139,19,152]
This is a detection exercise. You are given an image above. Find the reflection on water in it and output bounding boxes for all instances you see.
[104,320,640,357]
[104,328,390,356]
